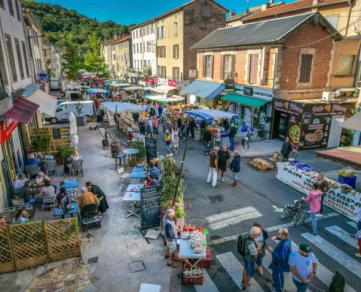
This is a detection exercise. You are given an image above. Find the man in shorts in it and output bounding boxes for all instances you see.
[217,145,231,183]
[163,209,178,268]
[242,226,261,291]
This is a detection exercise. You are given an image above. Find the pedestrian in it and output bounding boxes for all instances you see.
[355,228,361,257]
[132,112,139,124]
[185,119,190,138]
[149,103,156,117]
[176,116,182,128]
[86,182,109,216]
[162,117,170,133]
[229,123,237,151]
[268,228,292,292]
[163,209,178,268]
[158,104,163,120]
[302,183,322,235]
[189,118,197,138]
[199,120,207,141]
[207,146,219,188]
[315,173,329,217]
[241,226,261,291]
[351,206,361,239]
[165,130,172,151]
[230,151,241,186]
[148,117,153,135]
[203,127,212,146]
[139,119,145,135]
[214,129,221,147]
[217,145,230,183]
[253,222,269,276]
[145,122,152,137]
[153,116,159,135]
[289,243,318,292]
[180,122,187,140]
[281,137,293,161]
[173,135,179,154]
[223,118,230,132]
[242,128,252,152]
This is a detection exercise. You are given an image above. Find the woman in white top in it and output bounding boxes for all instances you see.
[72,151,80,161]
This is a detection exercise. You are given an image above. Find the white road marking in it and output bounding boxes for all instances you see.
[325,225,359,249]
[194,269,219,292]
[347,221,357,229]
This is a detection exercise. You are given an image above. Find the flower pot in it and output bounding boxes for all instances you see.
[76,116,87,126]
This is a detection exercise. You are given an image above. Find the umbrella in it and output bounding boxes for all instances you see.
[101,102,144,114]
[68,112,79,151]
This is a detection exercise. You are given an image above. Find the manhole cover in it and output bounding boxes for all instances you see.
[87,256,98,264]
[128,261,146,273]
[187,217,208,227]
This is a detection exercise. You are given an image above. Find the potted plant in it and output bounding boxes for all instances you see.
[89,115,96,130]
[75,102,87,126]
[110,140,120,158]
[58,146,75,174]
[130,138,146,163]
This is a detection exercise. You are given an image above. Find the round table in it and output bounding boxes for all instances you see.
[123,149,139,167]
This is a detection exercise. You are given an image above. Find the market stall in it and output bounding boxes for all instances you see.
[317,146,361,170]
[86,88,110,95]
[276,161,360,222]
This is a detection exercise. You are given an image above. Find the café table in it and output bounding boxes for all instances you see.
[123,149,139,167]
[123,192,141,218]
[60,180,79,200]
[126,184,143,193]
[178,236,207,269]
[53,202,78,219]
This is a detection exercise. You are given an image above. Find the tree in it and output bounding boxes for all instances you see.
[84,32,109,78]
[62,39,83,80]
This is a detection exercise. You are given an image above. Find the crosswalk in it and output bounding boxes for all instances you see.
[190,221,360,292]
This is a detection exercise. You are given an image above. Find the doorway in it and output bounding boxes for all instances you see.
[273,110,289,140]
[327,115,344,148]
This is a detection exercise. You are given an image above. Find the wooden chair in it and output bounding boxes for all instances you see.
[268,152,280,166]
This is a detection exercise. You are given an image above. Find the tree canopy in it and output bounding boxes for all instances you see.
[21,0,130,52]
[84,33,109,78]
[62,39,83,80]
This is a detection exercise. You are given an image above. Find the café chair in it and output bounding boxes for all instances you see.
[268,152,281,167]
[71,160,84,177]
[12,198,33,210]
[25,165,39,179]
[44,160,58,176]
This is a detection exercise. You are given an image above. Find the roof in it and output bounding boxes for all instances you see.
[191,12,341,50]
[243,0,349,22]
[113,35,132,44]
[131,0,229,30]
[227,2,284,23]
[102,35,131,46]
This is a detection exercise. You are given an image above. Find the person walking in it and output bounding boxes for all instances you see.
[230,151,241,186]
[315,173,329,217]
[139,119,145,135]
[163,209,178,268]
[203,127,212,146]
[289,243,318,292]
[165,130,172,152]
[162,117,170,133]
[173,135,179,154]
[199,120,207,142]
[242,128,252,152]
[268,228,292,292]
[241,226,261,291]
[253,222,269,276]
[351,207,361,240]
[217,145,230,183]
[229,123,237,151]
[207,146,219,188]
[302,183,322,235]
[189,118,197,139]
[214,129,221,147]
[153,116,159,136]
[281,137,293,161]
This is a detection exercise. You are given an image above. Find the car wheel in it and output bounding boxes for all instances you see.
[50,117,58,124]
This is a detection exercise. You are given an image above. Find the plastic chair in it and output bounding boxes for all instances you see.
[268,152,281,166]
[45,160,57,176]
[25,165,39,179]
[71,160,84,177]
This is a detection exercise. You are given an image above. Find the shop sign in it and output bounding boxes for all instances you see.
[224,79,235,92]
[168,79,177,87]
[157,78,168,86]
[189,70,197,78]
[153,77,158,84]
[311,103,353,116]
[142,78,156,84]
[276,163,360,222]
[0,117,20,145]
[244,87,253,96]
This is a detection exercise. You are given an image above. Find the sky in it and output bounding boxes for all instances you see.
[40,0,293,25]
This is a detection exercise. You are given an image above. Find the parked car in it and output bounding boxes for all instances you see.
[45,100,95,124]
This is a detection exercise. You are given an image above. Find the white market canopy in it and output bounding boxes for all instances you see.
[338,111,361,131]
[86,88,110,94]
[184,109,238,120]
[28,89,57,117]
[109,83,131,87]
[145,85,176,94]
[101,102,144,114]
[145,94,184,104]
[122,86,144,91]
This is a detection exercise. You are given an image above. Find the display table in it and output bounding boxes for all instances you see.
[178,236,207,269]
[123,192,141,218]
[276,162,360,222]
[53,203,78,219]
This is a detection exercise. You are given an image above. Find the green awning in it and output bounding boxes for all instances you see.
[222,93,268,108]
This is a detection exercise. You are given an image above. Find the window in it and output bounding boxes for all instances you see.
[151,24,154,34]
[299,54,313,83]
[201,4,212,19]
[56,104,67,112]
[5,35,17,82]
[137,44,139,54]
[14,39,24,79]
[248,54,259,84]
[113,54,116,60]
[174,22,178,37]
[0,39,8,84]
[8,0,14,16]
[157,46,166,58]
[140,43,142,53]
[326,15,338,29]
[148,60,150,67]
[133,44,135,54]
[223,55,233,79]
[173,45,179,59]
[336,54,355,75]
[162,66,166,78]
[204,55,213,78]
[162,26,166,38]
[173,67,180,81]
[157,27,160,39]
[162,46,166,58]
[144,60,147,67]
[140,29,142,37]
[15,0,21,21]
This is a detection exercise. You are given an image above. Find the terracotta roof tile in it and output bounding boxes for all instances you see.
[227,2,284,22]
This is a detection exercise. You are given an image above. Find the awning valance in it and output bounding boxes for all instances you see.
[146,85,176,94]
[222,93,268,107]
[86,88,110,94]
[183,80,225,100]
[3,97,39,124]
[27,90,57,117]
[338,111,361,131]
[184,109,238,120]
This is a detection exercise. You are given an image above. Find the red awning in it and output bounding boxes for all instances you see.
[3,97,39,124]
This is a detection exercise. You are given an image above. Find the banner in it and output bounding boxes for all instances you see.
[0,117,20,145]
[276,162,360,222]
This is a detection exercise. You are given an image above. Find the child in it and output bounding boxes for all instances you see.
[165,131,172,151]
[215,129,221,147]
[173,135,179,154]
[0,216,7,229]
[356,229,361,258]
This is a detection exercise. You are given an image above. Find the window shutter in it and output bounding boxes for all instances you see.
[164,67,166,79]
[231,55,236,78]
[203,55,206,77]
[299,54,313,83]
[176,45,179,59]
[164,46,166,58]
[248,54,259,84]
[156,47,158,57]
[210,55,214,78]
[220,55,224,80]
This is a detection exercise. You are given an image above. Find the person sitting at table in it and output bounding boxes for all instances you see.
[85,182,109,215]
[19,181,35,206]
[71,151,80,161]
[26,153,41,170]
[56,187,70,210]
[78,187,99,208]
[0,216,7,229]
[36,180,56,209]
[14,207,29,223]
[149,162,160,180]
[36,172,49,186]
[13,173,29,190]
[144,174,158,187]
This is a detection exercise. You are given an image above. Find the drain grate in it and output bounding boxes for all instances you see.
[187,217,208,227]
[128,261,146,273]
[87,256,98,264]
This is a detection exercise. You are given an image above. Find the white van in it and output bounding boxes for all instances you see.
[45,101,95,124]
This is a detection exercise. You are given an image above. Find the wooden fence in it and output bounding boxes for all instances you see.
[0,218,81,274]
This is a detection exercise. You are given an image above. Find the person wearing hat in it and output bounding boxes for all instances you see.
[288,243,318,292]
[207,146,219,188]
[78,187,99,208]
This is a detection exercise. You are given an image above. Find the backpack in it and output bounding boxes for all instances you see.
[237,233,253,256]
[150,107,156,116]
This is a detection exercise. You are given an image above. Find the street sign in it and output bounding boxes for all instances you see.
[39,79,46,87]
[38,71,47,79]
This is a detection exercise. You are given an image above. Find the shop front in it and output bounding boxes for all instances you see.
[272,98,356,151]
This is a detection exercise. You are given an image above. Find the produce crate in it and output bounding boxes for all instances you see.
[338,175,356,189]
[173,252,186,263]
[199,250,211,269]
[182,273,203,285]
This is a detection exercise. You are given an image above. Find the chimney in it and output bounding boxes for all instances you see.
[312,0,319,5]
[245,8,249,14]
[230,9,236,17]
[261,3,270,11]
[269,0,273,4]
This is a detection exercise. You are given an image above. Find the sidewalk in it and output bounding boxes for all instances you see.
[0,122,172,292]
[235,138,283,158]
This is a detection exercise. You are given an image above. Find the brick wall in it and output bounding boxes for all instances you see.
[279,22,333,91]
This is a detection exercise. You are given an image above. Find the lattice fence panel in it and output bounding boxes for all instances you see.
[10,222,48,270]
[0,229,14,273]
[46,218,81,261]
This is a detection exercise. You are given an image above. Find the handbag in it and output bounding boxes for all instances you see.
[245,137,249,141]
